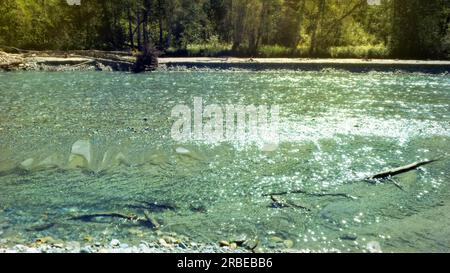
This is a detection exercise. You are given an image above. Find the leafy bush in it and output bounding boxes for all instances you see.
[329,45,389,59]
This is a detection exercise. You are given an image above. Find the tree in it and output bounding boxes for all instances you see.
[391,0,449,59]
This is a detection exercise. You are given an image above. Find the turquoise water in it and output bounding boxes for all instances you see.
[0,70,449,252]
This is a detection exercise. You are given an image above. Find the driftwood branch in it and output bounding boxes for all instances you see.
[367,159,439,181]
[387,177,405,191]
[263,190,357,200]
[269,195,311,211]
[69,212,141,222]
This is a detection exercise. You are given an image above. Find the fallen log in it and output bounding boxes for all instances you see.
[367,158,440,181]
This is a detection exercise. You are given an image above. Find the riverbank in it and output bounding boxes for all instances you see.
[1,51,450,73]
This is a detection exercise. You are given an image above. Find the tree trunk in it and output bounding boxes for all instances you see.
[291,0,306,52]
[137,10,142,51]
[143,0,151,50]
[157,0,164,49]
[309,0,325,56]
[127,4,134,49]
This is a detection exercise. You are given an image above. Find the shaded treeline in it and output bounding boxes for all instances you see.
[0,0,449,59]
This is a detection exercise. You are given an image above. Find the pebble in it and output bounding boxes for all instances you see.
[178,242,188,249]
[158,238,172,248]
[162,236,179,244]
[80,246,92,253]
[340,234,358,241]
[283,240,294,248]
[65,241,81,251]
[175,147,190,155]
[110,239,120,247]
[19,158,34,171]
[367,241,382,253]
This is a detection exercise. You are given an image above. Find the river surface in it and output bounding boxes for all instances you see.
[0,70,449,252]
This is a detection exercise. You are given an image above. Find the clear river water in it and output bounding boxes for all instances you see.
[0,70,449,252]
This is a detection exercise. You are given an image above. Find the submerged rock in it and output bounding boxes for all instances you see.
[261,143,279,152]
[175,147,191,155]
[175,147,203,161]
[110,239,120,247]
[114,152,130,167]
[100,150,131,170]
[37,154,61,169]
[68,140,92,169]
[19,158,35,171]
[366,241,382,253]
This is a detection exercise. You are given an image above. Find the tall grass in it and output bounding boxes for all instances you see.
[166,43,233,57]
[164,43,390,59]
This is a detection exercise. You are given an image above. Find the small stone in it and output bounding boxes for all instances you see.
[13,244,27,252]
[110,239,120,247]
[159,238,172,248]
[162,236,179,244]
[283,240,294,248]
[68,140,92,169]
[230,234,249,246]
[229,243,238,250]
[114,153,130,166]
[19,158,34,171]
[66,241,81,250]
[270,236,283,243]
[175,147,190,155]
[261,143,279,152]
[37,154,60,169]
[190,242,198,248]
[83,235,94,242]
[80,247,92,253]
[178,242,188,249]
[340,234,358,241]
[98,248,109,253]
[35,236,55,245]
[367,241,382,253]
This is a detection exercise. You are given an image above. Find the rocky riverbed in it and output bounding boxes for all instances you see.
[0,239,246,254]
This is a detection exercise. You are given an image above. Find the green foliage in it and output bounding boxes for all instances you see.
[0,0,448,59]
[329,45,389,59]
[390,0,449,59]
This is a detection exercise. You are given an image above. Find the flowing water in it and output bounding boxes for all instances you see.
[0,70,449,252]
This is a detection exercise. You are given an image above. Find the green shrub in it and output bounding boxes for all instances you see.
[329,45,389,59]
